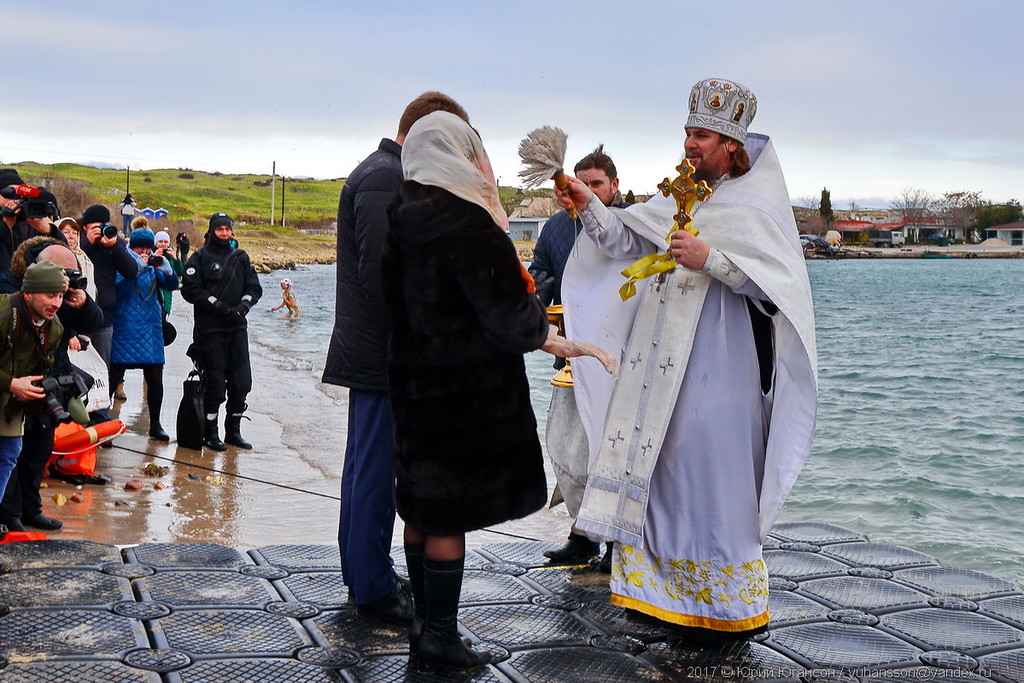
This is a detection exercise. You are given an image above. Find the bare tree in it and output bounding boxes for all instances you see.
[797,196,819,210]
[889,187,934,217]
[889,187,936,242]
[847,199,860,217]
[936,190,984,242]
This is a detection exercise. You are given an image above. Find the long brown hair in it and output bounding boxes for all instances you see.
[730,142,751,178]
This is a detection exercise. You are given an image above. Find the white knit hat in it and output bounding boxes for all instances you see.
[686,78,757,143]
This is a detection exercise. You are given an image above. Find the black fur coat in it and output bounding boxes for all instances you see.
[383,181,549,535]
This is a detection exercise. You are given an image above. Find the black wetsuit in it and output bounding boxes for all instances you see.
[180,232,262,414]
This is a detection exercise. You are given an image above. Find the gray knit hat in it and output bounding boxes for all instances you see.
[686,78,757,143]
[22,261,69,293]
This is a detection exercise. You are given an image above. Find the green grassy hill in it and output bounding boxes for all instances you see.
[4,160,549,269]
[7,161,547,231]
[7,161,343,230]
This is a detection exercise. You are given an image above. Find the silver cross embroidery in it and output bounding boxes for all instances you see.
[607,430,625,448]
[640,438,655,457]
[659,357,675,375]
[677,278,696,296]
[629,353,643,370]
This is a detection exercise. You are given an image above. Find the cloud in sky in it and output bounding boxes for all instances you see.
[4,1,1022,209]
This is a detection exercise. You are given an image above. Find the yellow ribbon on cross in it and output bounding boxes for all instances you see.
[618,160,713,301]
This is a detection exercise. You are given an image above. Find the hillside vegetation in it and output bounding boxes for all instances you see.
[4,160,551,269]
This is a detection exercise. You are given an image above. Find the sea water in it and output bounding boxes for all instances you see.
[246,258,1024,586]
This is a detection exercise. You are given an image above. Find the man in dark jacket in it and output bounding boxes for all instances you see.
[321,92,469,625]
[181,213,262,451]
[78,204,141,366]
[0,239,104,532]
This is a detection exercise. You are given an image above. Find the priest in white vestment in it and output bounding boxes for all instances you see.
[555,78,818,640]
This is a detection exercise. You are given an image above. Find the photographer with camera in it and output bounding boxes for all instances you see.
[108,228,178,441]
[0,262,71,506]
[0,168,68,273]
[0,237,104,532]
[154,230,183,317]
[57,217,98,301]
[78,204,142,368]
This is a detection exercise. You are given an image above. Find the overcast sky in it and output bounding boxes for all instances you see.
[4,1,1021,210]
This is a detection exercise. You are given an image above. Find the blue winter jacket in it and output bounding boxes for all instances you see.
[111,252,178,366]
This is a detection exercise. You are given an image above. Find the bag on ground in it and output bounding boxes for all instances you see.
[177,368,205,450]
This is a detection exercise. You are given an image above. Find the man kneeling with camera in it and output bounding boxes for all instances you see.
[0,262,71,521]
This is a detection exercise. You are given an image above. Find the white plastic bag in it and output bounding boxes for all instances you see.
[68,343,111,412]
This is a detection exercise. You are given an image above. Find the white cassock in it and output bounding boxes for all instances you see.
[558,134,817,632]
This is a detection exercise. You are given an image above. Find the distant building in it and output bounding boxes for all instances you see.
[507,195,561,240]
[986,221,1024,246]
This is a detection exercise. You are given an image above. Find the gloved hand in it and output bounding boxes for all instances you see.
[228,303,250,321]
[531,269,554,297]
[212,300,232,316]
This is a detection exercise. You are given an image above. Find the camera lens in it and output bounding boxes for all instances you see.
[102,224,118,239]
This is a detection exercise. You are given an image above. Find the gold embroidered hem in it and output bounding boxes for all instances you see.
[612,594,769,632]
[610,544,770,631]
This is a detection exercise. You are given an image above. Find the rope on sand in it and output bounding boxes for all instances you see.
[115,445,546,542]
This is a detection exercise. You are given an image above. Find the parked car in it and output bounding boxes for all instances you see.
[927,233,952,246]
[799,234,831,250]
[799,234,834,257]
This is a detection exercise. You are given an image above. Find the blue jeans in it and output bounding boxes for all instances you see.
[0,436,23,503]
[338,390,398,604]
[122,215,132,237]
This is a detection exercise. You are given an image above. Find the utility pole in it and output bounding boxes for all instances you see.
[270,161,276,226]
[125,166,130,194]
[281,176,286,227]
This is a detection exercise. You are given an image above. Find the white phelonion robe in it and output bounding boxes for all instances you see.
[559,134,817,631]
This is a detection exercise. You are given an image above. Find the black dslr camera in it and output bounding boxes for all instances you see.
[147,254,163,267]
[36,374,90,423]
[64,268,88,291]
[101,223,119,239]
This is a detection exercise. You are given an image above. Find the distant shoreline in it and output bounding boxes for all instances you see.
[241,237,1024,273]
[806,245,1024,260]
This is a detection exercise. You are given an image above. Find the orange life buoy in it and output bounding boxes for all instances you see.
[51,420,126,456]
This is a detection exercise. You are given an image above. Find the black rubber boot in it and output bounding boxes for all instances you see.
[405,542,426,650]
[416,556,492,672]
[406,545,472,652]
[543,531,600,563]
[224,414,252,450]
[149,423,170,442]
[203,418,227,451]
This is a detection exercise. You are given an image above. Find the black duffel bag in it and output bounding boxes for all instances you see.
[176,367,205,450]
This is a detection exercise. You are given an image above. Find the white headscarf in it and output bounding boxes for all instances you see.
[401,111,508,230]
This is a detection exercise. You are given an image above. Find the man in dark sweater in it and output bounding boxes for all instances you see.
[321,92,470,625]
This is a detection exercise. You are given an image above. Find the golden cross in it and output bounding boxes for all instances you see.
[657,159,713,237]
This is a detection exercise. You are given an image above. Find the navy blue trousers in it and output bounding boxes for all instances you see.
[338,389,398,604]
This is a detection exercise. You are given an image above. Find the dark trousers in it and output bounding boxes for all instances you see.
[339,389,398,604]
[198,329,252,415]
[109,364,164,426]
[0,423,55,522]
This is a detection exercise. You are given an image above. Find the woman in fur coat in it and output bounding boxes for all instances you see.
[382,111,550,672]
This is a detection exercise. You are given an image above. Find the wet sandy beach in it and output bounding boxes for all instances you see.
[33,301,575,553]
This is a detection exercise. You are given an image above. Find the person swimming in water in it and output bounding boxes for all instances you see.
[270,277,300,318]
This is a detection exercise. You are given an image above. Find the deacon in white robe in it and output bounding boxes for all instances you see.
[556,78,818,638]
